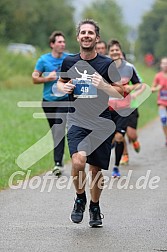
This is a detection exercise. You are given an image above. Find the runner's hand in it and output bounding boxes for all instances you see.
[151,85,162,92]
[92,72,105,89]
[123,84,133,93]
[63,80,75,94]
[45,71,57,82]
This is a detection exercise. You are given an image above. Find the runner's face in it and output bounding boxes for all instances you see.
[108,45,122,60]
[160,59,167,73]
[95,43,107,55]
[77,24,99,51]
[50,36,65,53]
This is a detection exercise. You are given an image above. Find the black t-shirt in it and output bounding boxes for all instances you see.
[60,53,119,128]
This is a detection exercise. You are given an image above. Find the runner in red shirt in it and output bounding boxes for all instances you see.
[151,57,167,146]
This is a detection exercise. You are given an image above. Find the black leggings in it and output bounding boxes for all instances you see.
[42,100,68,165]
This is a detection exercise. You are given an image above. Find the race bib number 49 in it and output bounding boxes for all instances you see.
[72,79,97,98]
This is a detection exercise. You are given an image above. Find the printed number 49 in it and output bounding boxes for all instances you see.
[81,86,89,93]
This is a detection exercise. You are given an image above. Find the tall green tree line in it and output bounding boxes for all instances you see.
[138,0,167,61]
[0,0,129,52]
[0,0,78,51]
[82,0,129,51]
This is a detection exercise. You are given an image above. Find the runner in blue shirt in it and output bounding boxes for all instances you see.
[32,31,68,176]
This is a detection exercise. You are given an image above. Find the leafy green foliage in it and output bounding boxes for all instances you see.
[0,0,78,51]
[82,0,129,51]
[154,16,167,60]
[138,0,167,60]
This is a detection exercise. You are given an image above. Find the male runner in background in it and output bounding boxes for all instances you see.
[32,31,68,176]
[95,40,107,56]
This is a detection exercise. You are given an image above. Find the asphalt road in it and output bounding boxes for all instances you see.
[0,118,167,252]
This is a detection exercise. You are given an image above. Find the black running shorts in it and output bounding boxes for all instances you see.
[67,125,114,170]
[110,110,129,136]
[127,109,139,129]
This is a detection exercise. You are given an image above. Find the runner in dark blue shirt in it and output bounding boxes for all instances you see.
[58,19,123,227]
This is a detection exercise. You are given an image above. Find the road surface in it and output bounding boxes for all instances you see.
[0,118,167,252]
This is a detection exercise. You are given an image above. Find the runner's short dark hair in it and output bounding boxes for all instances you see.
[49,31,65,45]
[96,40,107,49]
[108,39,122,51]
[76,19,100,37]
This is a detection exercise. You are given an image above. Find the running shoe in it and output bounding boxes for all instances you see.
[70,198,86,224]
[111,167,121,178]
[132,140,140,153]
[120,154,129,165]
[89,206,104,227]
[52,162,63,177]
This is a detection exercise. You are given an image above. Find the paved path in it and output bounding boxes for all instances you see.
[0,118,167,252]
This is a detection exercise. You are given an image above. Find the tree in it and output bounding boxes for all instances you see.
[82,0,129,51]
[138,0,167,60]
[154,16,167,59]
[0,0,78,51]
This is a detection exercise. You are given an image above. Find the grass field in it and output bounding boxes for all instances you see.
[0,47,158,190]
[0,85,70,190]
[135,63,158,128]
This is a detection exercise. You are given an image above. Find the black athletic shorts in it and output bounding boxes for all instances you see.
[110,110,129,136]
[127,109,139,129]
[67,125,114,170]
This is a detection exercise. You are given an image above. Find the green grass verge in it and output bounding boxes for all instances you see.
[135,63,158,128]
[0,84,70,190]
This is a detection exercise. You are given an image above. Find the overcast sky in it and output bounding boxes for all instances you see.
[72,0,155,28]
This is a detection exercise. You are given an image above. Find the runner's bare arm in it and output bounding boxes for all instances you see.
[92,72,124,98]
[123,83,142,94]
[151,79,161,92]
[130,83,146,99]
[32,70,57,84]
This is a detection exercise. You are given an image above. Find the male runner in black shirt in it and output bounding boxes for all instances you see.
[58,19,123,227]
